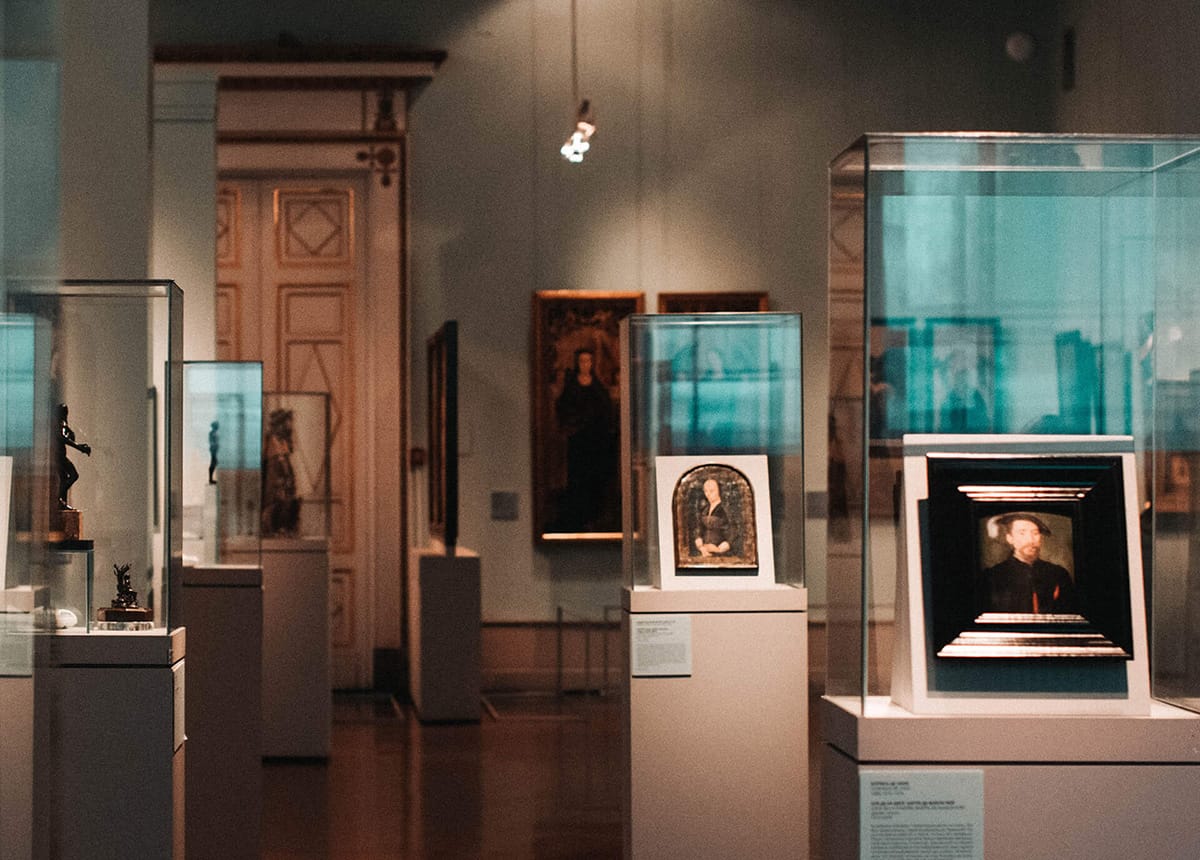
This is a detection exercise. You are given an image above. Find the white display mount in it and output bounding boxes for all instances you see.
[893,434,1150,716]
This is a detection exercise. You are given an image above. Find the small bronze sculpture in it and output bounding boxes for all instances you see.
[110,562,139,609]
[97,562,153,624]
[208,420,220,484]
[261,408,301,536]
[56,403,91,510]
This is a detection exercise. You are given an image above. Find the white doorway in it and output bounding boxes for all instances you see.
[217,174,379,687]
[153,56,436,694]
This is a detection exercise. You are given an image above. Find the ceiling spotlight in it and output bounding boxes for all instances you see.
[559,0,595,164]
[561,99,595,164]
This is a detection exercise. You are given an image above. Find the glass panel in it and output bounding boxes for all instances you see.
[262,391,331,540]
[826,143,867,702]
[182,361,263,565]
[2,58,60,280]
[827,134,1200,711]
[0,315,48,673]
[1150,148,1200,712]
[622,313,804,589]
[7,280,182,632]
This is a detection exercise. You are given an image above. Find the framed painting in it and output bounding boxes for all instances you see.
[894,434,1150,715]
[426,320,458,553]
[532,290,644,542]
[653,454,775,589]
[656,292,768,314]
[922,450,1135,660]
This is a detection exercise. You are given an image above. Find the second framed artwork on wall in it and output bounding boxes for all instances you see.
[657,292,769,314]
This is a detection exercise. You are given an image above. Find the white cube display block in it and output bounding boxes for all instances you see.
[227,537,330,757]
[181,564,263,859]
[624,585,808,859]
[35,629,186,859]
[407,547,481,722]
[821,695,1200,860]
[260,538,330,757]
[0,675,33,860]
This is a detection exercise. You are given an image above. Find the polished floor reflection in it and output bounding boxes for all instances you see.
[263,692,621,858]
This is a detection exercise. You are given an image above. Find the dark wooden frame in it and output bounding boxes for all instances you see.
[532,290,644,542]
[924,453,1135,660]
[657,291,768,314]
[671,463,759,572]
[427,321,458,553]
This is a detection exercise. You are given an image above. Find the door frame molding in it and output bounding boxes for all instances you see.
[155,49,437,689]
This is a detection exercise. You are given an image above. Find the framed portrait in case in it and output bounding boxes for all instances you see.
[654,454,775,589]
[893,434,1150,716]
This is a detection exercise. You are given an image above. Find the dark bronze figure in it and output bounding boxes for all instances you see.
[56,403,91,510]
[110,562,139,609]
[262,408,301,536]
[208,420,220,484]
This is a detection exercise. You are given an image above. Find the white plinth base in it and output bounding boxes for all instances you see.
[624,585,809,859]
[821,694,1200,860]
[407,547,481,721]
[0,674,33,860]
[182,564,263,859]
[35,628,186,859]
[228,537,331,757]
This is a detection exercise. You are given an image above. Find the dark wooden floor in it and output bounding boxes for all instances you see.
[263,692,623,859]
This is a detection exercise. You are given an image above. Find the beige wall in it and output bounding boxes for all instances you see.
[153,0,1058,624]
[60,0,151,279]
[1056,0,1199,133]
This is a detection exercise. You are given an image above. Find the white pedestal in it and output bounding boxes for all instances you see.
[0,674,33,860]
[821,695,1200,859]
[623,585,809,860]
[407,548,481,721]
[181,564,263,859]
[34,628,186,860]
[259,537,330,757]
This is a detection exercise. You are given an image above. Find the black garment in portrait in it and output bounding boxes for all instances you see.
[983,556,1078,614]
[554,374,616,531]
[696,502,731,555]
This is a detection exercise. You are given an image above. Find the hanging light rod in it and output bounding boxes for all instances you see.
[560,0,595,163]
[561,99,595,164]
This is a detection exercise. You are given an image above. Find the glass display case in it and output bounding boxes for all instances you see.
[0,314,49,670]
[621,313,804,590]
[261,391,331,540]
[8,280,182,633]
[182,361,263,565]
[827,133,1200,713]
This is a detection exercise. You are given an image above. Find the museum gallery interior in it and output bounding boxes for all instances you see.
[4,1,1200,858]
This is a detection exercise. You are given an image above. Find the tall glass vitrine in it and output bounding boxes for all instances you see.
[622,313,805,590]
[182,361,263,565]
[8,280,182,632]
[827,134,1200,713]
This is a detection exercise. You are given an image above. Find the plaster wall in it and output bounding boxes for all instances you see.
[60,0,151,279]
[152,0,1057,620]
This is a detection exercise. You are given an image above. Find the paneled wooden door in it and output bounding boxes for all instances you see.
[217,176,371,688]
